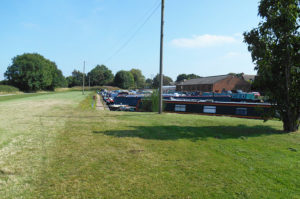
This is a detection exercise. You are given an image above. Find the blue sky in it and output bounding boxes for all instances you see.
[0,0,261,81]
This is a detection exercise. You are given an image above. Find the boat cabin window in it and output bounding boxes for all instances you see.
[236,108,247,116]
[203,106,216,114]
[175,104,186,112]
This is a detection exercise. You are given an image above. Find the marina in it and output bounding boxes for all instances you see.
[99,89,271,119]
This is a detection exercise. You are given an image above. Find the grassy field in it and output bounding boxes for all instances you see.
[0,92,299,198]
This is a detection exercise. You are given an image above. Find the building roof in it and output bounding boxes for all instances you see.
[177,75,231,86]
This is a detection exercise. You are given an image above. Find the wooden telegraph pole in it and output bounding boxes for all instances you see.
[158,0,164,114]
[82,61,85,95]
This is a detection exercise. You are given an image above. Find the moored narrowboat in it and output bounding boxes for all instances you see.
[163,99,271,119]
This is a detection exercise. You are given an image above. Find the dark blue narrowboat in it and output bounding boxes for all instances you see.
[113,95,143,106]
[163,100,271,119]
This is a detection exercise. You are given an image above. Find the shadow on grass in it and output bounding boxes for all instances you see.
[93,125,282,141]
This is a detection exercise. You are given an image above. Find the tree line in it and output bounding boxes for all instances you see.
[65,66,176,90]
[2,53,191,91]
[2,53,239,92]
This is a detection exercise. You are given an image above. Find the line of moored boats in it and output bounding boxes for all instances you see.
[98,89,271,119]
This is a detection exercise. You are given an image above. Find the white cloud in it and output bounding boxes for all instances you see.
[171,34,237,48]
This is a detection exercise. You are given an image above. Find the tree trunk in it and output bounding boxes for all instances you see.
[282,38,298,133]
[283,113,299,132]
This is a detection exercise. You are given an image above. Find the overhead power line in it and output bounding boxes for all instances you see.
[108,0,161,49]
[104,1,161,64]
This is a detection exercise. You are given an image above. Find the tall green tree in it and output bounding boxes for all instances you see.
[176,73,201,82]
[66,70,86,87]
[145,78,153,89]
[130,69,145,88]
[187,73,201,80]
[244,0,300,132]
[114,70,134,89]
[152,74,173,88]
[176,74,188,82]
[53,69,67,88]
[87,65,114,86]
[4,53,65,91]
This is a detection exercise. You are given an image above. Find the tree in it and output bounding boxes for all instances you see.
[227,72,244,78]
[4,53,65,91]
[176,74,188,82]
[130,69,145,88]
[87,65,114,86]
[145,78,153,89]
[66,76,74,88]
[53,69,67,88]
[66,70,86,87]
[187,73,201,80]
[152,74,173,88]
[176,73,201,82]
[114,70,134,89]
[244,0,300,132]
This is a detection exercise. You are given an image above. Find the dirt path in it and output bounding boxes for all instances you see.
[96,94,104,110]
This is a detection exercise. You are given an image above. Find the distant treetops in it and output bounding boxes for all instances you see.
[3,53,177,91]
[175,74,201,83]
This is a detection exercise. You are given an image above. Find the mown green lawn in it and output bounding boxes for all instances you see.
[0,92,299,198]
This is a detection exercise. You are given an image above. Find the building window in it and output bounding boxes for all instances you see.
[203,106,216,113]
[175,104,186,112]
[236,108,247,116]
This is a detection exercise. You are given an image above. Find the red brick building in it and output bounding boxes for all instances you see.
[176,75,251,93]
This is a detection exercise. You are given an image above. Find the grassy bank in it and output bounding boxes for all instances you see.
[0,85,20,94]
[0,92,55,102]
[55,85,120,92]
[0,92,299,198]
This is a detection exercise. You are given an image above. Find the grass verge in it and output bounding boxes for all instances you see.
[0,91,299,198]
[78,92,97,110]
